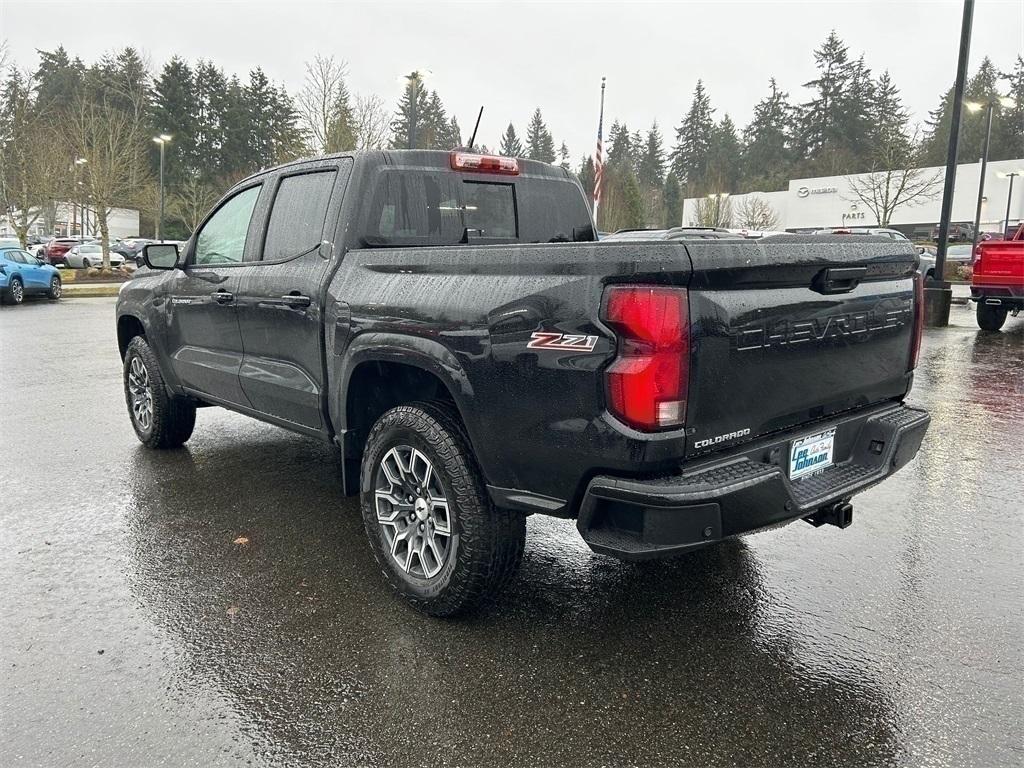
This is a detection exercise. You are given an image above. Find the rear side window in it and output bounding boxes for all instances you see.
[195,185,261,265]
[263,171,337,261]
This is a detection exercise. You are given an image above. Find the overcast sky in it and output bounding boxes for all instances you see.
[2,1,1021,159]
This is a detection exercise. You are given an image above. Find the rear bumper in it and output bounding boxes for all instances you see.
[577,403,930,560]
[970,284,1024,307]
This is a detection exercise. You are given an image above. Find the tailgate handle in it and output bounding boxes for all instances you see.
[813,266,867,294]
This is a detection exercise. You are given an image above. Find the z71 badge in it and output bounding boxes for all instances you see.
[527,332,599,352]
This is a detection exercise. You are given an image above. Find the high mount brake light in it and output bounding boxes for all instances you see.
[602,285,689,431]
[910,272,924,371]
[449,152,519,175]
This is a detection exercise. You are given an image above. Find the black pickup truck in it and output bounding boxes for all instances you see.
[116,150,930,615]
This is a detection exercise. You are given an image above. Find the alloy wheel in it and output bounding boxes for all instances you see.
[127,355,154,432]
[374,445,453,579]
[51,278,61,298]
[11,280,23,303]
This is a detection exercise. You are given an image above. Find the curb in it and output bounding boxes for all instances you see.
[62,283,123,298]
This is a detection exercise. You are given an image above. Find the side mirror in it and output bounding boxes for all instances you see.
[142,243,180,270]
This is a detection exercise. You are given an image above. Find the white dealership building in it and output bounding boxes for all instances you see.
[0,202,140,241]
[681,157,1024,236]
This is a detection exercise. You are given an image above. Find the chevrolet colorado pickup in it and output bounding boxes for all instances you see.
[116,150,930,615]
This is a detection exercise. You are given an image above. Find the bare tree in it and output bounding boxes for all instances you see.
[297,55,355,154]
[170,176,220,234]
[689,195,732,228]
[63,93,148,269]
[352,93,391,150]
[733,195,780,230]
[845,163,942,227]
[0,71,65,247]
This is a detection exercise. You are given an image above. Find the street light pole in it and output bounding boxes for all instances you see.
[152,134,172,240]
[969,102,994,259]
[1001,171,1020,236]
[928,0,973,328]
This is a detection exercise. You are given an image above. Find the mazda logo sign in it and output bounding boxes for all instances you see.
[797,186,809,198]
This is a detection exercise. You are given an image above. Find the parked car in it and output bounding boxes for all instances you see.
[932,223,975,242]
[915,245,937,280]
[0,245,62,304]
[112,238,153,259]
[65,243,125,269]
[42,237,90,266]
[116,149,929,616]
[971,225,1024,331]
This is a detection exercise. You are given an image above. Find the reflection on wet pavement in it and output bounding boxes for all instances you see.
[1,298,1021,767]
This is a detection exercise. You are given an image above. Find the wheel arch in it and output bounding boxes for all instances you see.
[117,314,147,360]
[336,335,483,495]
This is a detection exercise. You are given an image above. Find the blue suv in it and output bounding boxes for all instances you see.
[0,244,63,305]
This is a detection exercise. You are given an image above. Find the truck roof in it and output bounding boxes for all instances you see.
[236,149,576,187]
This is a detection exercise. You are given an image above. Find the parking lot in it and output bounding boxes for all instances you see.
[1,296,1022,767]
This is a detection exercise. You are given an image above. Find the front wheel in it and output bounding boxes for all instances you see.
[976,302,1007,332]
[360,402,525,616]
[6,276,24,305]
[123,336,196,448]
[81,258,90,269]
[48,275,62,299]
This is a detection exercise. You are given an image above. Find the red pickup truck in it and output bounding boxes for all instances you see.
[972,225,1024,331]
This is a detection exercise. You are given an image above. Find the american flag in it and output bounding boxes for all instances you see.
[594,78,606,223]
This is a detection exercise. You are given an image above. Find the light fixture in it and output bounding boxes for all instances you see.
[965,101,983,113]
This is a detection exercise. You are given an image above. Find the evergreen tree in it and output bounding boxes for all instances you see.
[150,57,197,186]
[796,31,856,174]
[193,60,230,182]
[525,108,556,163]
[919,85,955,167]
[558,141,571,170]
[741,78,795,191]
[619,170,645,229]
[219,76,251,181]
[868,71,913,168]
[443,115,462,149]
[669,80,715,193]
[606,120,633,168]
[637,122,665,188]
[662,174,682,228]
[843,55,876,170]
[499,123,524,157]
[422,91,449,149]
[994,56,1024,162]
[390,73,430,149]
[704,115,742,193]
[577,155,596,211]
[960,57,1002,162]
[33,47,85,112]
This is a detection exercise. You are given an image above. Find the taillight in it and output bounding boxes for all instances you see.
[602,285,689,430]
[449,151,519,175]
[910,272,924,371]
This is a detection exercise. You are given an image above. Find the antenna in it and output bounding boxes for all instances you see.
[468,106,484,149]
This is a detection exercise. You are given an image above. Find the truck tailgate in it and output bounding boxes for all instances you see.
[683,236,918,457]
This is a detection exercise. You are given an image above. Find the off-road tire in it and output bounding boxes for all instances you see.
[976,302,1007,332]
[47,275,62,299]
[123,336,196,448]
[360,401,526,616]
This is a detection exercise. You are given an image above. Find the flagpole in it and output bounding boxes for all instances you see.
[594,76,606,231]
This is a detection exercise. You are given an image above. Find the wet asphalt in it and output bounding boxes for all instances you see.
[1,296,1022,768]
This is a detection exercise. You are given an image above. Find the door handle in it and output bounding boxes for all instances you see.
[279,293,311,308]
[212,291,234,304]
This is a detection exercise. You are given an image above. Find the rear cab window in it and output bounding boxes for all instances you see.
[360,166,592,248]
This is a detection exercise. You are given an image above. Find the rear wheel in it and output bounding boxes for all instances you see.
[360,401,525,616]
[976,302,1007,331]
[48,275,62,299]
[123,336,196,448]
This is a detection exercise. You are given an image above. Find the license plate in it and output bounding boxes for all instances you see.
[789,428,836,480]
